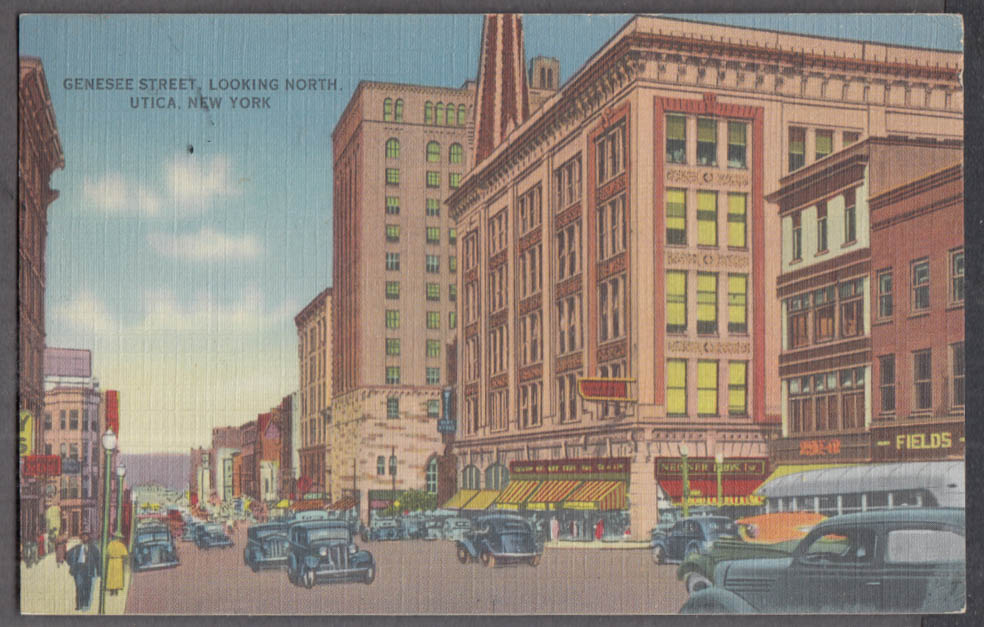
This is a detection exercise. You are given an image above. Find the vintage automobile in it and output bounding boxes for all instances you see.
[423,518,445,540]
[442,517,472,542]
[368,517,403,541]
[195,522,234,549]
[653,506,723,534]
[455,514,542,567]
[132,526,180,572]
[676,512,827,594]
[181,521,202,542]
[680,508,966,614]
[285,520,375,587]
[243,522,289,572]
[400,514,428,540]
[651,516,741,565]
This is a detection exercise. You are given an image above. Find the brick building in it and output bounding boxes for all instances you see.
[295,288,331,497]
[445,15,962,538]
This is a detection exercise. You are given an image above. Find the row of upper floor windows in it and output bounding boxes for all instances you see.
[381,97,468,127]
[384,138,464,164]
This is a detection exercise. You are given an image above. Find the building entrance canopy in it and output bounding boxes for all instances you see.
[493,457,632,512]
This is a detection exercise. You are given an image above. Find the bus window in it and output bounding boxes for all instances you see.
[893,490,924,507]
[818,495,837,515]
[867,492,888,510]
[842,493,862,514]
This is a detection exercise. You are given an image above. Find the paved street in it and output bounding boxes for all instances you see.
[125,525,688,614]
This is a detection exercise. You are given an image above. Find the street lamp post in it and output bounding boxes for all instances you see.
[98,428,116,615]
[680,443,690,518]
[715,452,724,509]
[116,463,126,536]
[389,448,398,515]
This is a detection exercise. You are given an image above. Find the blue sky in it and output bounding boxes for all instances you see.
[19,14,962,453]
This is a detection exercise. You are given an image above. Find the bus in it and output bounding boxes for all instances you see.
[755,461,964,516]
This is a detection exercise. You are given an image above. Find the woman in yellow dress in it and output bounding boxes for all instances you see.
[106,534,128,595]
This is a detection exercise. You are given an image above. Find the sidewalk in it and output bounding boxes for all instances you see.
[545,538,651,550]
[20,539,130,615]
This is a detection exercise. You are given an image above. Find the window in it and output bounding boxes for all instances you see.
[596,122,625,183]
[815,130,833,161]
[426,227,440,244]
[877,270,893,317]
[554,156,582,208]
[386,367,401,385]
[843,131,860,146]
[813,285,835,342]
[426,311,440,329]
[385,252,400,271]
[449,228,457,245]
[383,98,393,121]
[816,201,828,252]
[557,222,581,280]
[385,196,400,215]
[426,198,440,217]
[885,529,964,565]
[486,464,509,489]
[879,355,895,413]
[426,171,440,188]
[425,255,439,273]
[426,283,440,301]
[727,193,746,248]
[728,274,747,334]
[597,194,626,260]
[791,211,803,261]
[435,102,446,126]
[912,259,930,311]
[666,271,687,333]
[488,211,508,254]
[666,188,687,245]
[457,104,466,126]
[840,368,865,429]
[426,399,441,417]
[385,168,400,185]
[449,143,463,164]
[519,185,542,234]
[788,126,806,171]
[557,295,582,354]
[43,413,51,429]
[666,359,687,415]
[425,458,439,494]
[385,281,400,299]
[449,311,456,329]
[843,188,857,243]
[449,284,457,302]
[914,349,932,410]
[697,360,718,416]
[462,465,480,489]
[666,115,686,163]
[952,342,964,408]
[394,98,403,122]
[426,141,440,162]
[951,250,964,303]
[386,338,400,356]
[727,121,747,168]
[839,278,863,338]
[697,191,717,246]
[728,361,747,416]
[787,294,809,349]
[598,276,624,341]
[385,224,400,242]
[488,389,509,431]
[425,340,441,359]
[449,256,457,273]
[518,382,542,428]
[449,173,461,189]
[697,273,718,335]
[424,101,433,124]
[69,410,78,430]
[385,310,400,329]
[557,373,579,422]
[60,443,66,458]
[426,368,440,385]
[696,118,717,166]
[385,137,399,159]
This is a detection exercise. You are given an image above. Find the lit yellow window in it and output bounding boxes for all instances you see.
[697,191,717,246]
[697,360,718,416]
[666,359,687,415]
[666,188,686,245]
[728,274,747,334]
[666,271,687,333]
[728,361,747,416]
[727,193,746,248]
[697,273,717,335]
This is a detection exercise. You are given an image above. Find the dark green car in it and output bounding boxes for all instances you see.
[680,508,965,614]
[676,538,799,594]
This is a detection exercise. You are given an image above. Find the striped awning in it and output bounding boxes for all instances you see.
[461,489,500,511]
[442,489,480,509]
[563,480,626,511]
[525,480,582,510]
[329,496,357,511]
[494,480,540,509]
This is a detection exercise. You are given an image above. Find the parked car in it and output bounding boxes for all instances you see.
[653,506,723,534]
[401,514,427,540]
[368,517,403,541]
[680,508,966,614]
[442,517,472,542]
[651,516,741,565]
[132,526,180,572]
[195,522,234,549]
[285,520,375,587]
[455,514,542,567]
[243,522,289,572]
[181,521,201,542]
[423,518,445,540]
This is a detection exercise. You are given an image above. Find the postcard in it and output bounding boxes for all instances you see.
[17,13,964,615]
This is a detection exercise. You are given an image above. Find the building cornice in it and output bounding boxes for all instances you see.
[868,162,962,211]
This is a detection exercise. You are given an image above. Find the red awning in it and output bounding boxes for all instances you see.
[658,479,763,500]
[330,496,357,511]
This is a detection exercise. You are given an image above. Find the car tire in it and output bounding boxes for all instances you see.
[287,556,298,585]
[363,565,375,585]
[302,567,315,589]
[686,573,713,595]
[528,554,541,567]
[456,544,470,564]
[480,550,495,568]
[684,544,699,562]
[651,545,666,565]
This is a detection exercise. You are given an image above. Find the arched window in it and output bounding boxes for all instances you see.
[426,457,439,494]
[385,137,400,159]
[394,98,404,122]
[449,143,463,164]
[457,104,466,126]
[485,464,509,490]
[383,98,393,121]
[436,102,445,126]
[547,68,554,88]
[462,465,480,490]
[426,141,441,163]
[424,101,434,125]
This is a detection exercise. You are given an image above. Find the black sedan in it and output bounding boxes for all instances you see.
[195,522,234,549]
[455,514,542,567]
[132,527,180,572]
[243,522,288,571]
[286,520,375,587]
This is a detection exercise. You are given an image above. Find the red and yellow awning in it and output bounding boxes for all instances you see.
[494,480,539,510]
[461,489,500,511]
[525,480,582,510]
[563,480,626,511]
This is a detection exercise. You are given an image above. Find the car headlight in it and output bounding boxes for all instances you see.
[349,544,357,555]
[318,546,327,557]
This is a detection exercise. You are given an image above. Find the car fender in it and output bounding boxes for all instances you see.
[679,587,757,614]
[676,559,702,582]
[650,538,668,551]
[351,550,374,568]
[457,538,479,558]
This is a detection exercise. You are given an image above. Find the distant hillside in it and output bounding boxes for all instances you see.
[119,452,189,492]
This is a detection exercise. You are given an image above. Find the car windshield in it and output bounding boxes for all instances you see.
[137,532,170,544]
[705,520,739,536]
[308,527,350,542]
[254,527,283,539]
[204,524,224,533]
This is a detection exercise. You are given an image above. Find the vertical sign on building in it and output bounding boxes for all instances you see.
[106,390,120,437]
[19,410,33,456]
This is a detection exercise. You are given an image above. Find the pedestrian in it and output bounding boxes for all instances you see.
[55,531,68,567]
[550,517,559,542]
[65,532,100,611]
[105,534,128,597]
[594,518,604,541]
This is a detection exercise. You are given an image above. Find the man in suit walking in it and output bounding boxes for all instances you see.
[66,532,100,611]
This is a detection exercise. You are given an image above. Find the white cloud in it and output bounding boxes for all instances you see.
[83,174,162,216]
[140,288,292,335]
[167,153,240,207]
[147,227,262,262]
[51,291,119,336]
